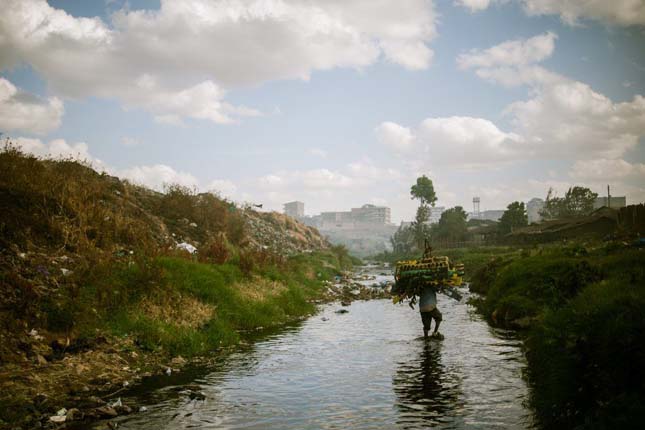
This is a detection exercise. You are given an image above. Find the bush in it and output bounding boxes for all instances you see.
[527,278,645,429]
[199,233,231,264]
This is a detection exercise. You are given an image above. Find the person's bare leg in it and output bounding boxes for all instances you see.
[433,319,441,334]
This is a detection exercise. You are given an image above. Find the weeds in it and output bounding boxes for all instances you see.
[466,244,645,428]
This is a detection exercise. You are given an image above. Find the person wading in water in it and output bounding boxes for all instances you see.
[419,283,442,338]
[418,244,442,339]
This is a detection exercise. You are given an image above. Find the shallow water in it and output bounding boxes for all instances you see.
[94,285,534,429]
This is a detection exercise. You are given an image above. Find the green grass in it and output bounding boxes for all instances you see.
[466,244,645,428]
[88,251,342,357]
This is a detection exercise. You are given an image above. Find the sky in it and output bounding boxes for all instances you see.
[1,0,644,223]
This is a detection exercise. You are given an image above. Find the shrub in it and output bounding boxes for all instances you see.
[527,278,645,428]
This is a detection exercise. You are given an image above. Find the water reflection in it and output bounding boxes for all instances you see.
[394,339,463,429]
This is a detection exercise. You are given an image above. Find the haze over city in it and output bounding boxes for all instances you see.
[1,0,644,223]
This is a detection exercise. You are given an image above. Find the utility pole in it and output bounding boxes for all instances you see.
[607,185,611,209]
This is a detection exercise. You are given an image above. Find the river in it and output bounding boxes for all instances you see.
[89,277,534,429]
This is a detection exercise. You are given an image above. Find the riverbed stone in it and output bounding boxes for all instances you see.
[94,406,118,418]
[65,408,82,421]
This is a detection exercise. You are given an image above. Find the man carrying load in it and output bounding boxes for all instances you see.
[393,243,462,339]
[419,284,442,338]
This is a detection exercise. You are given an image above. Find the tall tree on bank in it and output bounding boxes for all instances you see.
[410,175,437,250]
[540,186,598,220]
[432,206,468,243]
[410,175,438,207]
[499,201,528,234]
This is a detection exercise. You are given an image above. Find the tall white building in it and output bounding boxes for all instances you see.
[284,201,304,218]
[526,198,544,224]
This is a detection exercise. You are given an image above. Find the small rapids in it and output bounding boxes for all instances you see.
[86,276,534,429]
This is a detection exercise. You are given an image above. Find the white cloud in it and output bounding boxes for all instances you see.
[378,116,524,168]
[0,77,63,135]
[11,136,202,192]
[208,179,238,199]
[454,0,645,26]
[455,0,492,13]
[116,165,199,191]
[375,121,415,151]
[0,0,437,125]
[458,32,557,69]
[456,33,645,160]
[13,137,96,163]
[247,158,404,213]
[522,0,645,26]
[506,82,645,159]
[570,159,645,180]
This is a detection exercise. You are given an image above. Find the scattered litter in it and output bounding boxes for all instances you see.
[176,242,197,254]
[165,367,172,376]
[29,329,44,341]
[56,408,67,416]
[49,415,66,423]
[139,406,148,412]
[60,268,72,276]
[110,398,122,408]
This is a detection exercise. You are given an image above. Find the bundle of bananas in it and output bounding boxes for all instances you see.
[392,254,464,305]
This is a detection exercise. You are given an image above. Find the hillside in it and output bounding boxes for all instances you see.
[0,145,348,427]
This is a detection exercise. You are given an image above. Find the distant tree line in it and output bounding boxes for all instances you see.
[390,177,600,254]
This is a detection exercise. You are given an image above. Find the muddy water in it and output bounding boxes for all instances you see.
[93,285,534,429]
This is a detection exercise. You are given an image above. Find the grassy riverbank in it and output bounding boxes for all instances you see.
[467,243,645,428]
[0,146,359,427]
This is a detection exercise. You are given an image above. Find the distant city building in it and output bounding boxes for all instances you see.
[475,210,505,222]
[593,196,626,210]
[318,204,392,229]
[526,198,544,224]
[284,201,304,218]
[285,202,395,256]
[351,204,391,225]
[320,210,354,229]
[428,206,445,224]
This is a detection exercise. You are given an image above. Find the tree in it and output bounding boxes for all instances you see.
[540,186,598,220]
[407,175,438,250]
[411,204,431,250]
[390,224,416,254]
[432,206,468,242]
[561,186,598,217]
[499,201,528,234]
[410,175,437,207]
[540,187,561,220]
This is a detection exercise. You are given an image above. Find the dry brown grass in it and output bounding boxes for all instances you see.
[234,277,287,301]
[138,294,215,329]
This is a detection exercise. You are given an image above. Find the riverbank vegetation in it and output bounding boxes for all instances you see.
[469,243,645,428]
[0,144,356,426]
